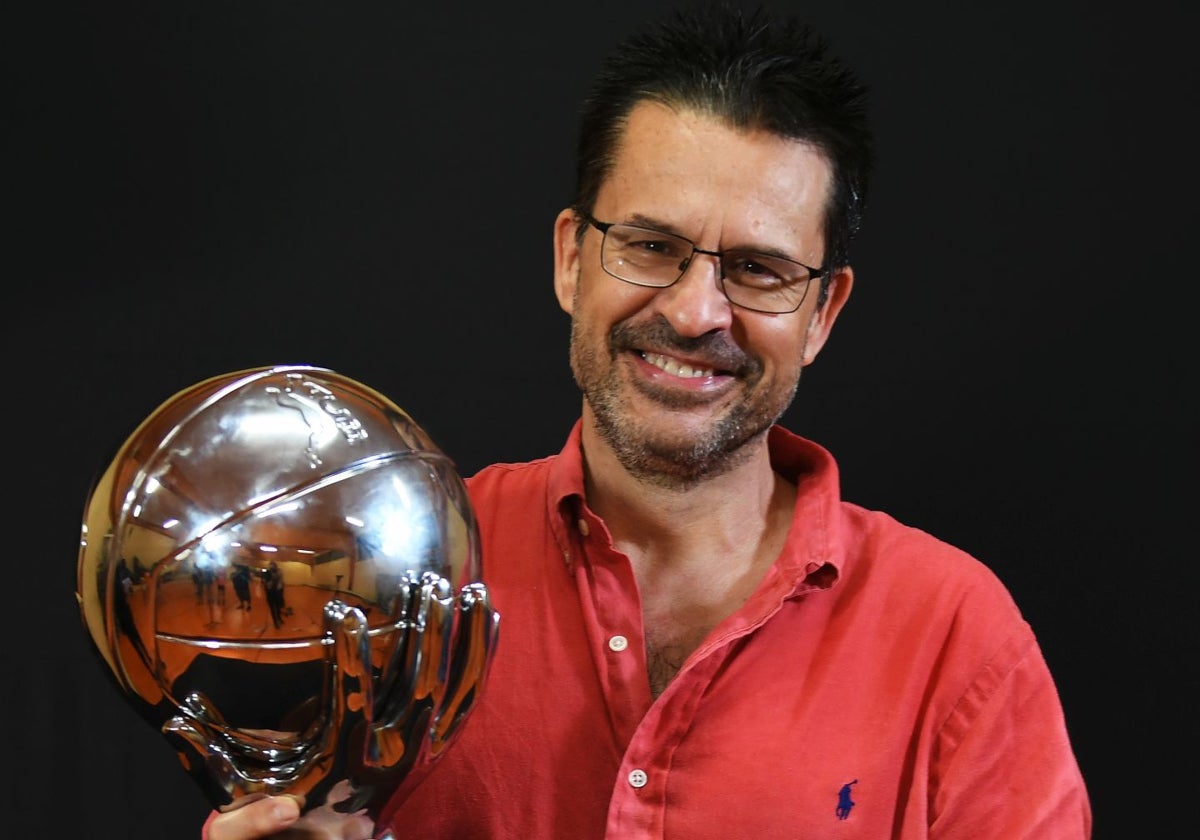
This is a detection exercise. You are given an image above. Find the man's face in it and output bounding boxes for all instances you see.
[553,101,852,487]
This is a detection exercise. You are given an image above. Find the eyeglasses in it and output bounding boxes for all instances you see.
[580,213,825,314]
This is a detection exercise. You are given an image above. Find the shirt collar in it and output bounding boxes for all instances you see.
[545,419,843,591]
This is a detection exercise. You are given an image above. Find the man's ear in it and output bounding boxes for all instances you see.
[553,209,583,314]
[801,266,854,367]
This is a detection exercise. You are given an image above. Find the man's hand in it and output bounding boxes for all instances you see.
[207,796,301,840]
[207,782,375,840]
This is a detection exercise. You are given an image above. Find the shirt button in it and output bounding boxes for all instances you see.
[628,769,648,788]
[577,518,590,537]
[608,635,629,652]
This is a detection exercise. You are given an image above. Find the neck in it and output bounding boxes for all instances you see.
[579,415,796,697]
[579,417,793,572]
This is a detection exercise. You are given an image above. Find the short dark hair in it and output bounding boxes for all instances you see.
[571,1,874,275]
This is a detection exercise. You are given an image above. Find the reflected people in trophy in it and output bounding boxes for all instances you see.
[231,562,253,612]
[261,560,286,629]
[112,556,154,673]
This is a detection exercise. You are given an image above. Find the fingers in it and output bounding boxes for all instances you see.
[413,576,454,701]
[285,796,376,840]
[373,574,449,729]
[432,583,499,749]
[365,575,446,768]
[207,795,301,840]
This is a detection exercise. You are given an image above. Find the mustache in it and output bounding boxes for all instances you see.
[609,316,755,375]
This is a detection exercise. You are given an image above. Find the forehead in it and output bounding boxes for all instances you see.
[600,101,831,255]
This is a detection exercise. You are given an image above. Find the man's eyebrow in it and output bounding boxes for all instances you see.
[622,212,677,232]
[621,212,811,264]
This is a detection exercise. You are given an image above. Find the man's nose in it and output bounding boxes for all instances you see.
[652,252,733,337]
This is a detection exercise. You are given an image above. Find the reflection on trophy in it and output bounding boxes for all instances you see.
[75,365,500,833]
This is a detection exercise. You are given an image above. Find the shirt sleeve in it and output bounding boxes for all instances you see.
[930,632,1092,839]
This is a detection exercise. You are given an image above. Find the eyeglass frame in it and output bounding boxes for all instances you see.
[577,212,829,315]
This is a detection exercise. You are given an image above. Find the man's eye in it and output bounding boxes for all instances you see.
[729,257,786,288]
[633,237,682,258]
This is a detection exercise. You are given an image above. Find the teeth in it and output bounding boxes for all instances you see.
[643,352,713,378]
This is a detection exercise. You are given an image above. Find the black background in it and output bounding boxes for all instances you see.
[6,1,1194,836]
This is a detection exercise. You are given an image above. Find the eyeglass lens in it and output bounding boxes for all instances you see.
[601,223,812,313]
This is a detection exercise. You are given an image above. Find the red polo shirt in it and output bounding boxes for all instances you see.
[204,422,1090,838]
[372,422,1090,838]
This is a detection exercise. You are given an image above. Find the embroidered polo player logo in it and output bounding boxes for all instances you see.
[836,779,858,820]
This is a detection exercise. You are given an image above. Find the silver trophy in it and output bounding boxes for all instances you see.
[75,365,499,836]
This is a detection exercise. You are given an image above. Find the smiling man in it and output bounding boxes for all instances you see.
[208,3,1090,838]
[557,102,846,488]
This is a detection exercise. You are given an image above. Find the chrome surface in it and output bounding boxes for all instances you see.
[76,364,499,825]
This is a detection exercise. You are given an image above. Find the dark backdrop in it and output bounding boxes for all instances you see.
[7,1,1194,837]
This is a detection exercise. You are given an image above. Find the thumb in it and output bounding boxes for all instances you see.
[207,794,303,840]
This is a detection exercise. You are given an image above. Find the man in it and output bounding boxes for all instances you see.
[209,2,1090,837]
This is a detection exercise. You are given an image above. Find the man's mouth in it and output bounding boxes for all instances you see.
[640,351,715,379]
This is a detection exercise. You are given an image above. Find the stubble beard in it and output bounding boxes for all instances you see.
[569,314,801,491]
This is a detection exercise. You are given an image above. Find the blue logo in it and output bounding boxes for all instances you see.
[836,779,858,820]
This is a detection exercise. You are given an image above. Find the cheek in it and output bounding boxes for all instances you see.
[576,272,661,325]
[783,339,810,376]
[739,319,808,374]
